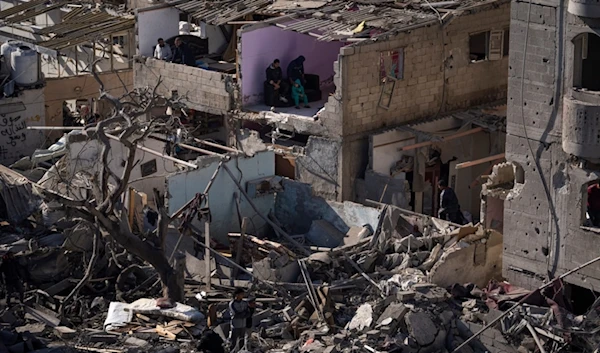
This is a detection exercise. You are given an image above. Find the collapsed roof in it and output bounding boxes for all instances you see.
[170,0,510,41]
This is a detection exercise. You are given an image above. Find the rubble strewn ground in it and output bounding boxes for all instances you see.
[1,177,599,353]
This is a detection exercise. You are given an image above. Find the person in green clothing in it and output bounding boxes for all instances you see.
[291,79,310,109]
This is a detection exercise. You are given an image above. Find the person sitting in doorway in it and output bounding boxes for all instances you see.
[588,181,600,226]
[171,37,195,66]
[266,59,288,104]
[287,55,306,86]
[291,79,310,109]
[154,37,172,61]
[437,179,465,225]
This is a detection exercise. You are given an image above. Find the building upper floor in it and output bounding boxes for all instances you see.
[133,0,511,138]
[0,0,134,80]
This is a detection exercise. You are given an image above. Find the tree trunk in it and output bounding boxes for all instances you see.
[99,214,184,302]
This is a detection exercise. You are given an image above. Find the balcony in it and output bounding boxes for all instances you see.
[568,0,600,18]
[562,89,600,159]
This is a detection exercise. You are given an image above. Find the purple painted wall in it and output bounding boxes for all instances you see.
[240,25,345,106]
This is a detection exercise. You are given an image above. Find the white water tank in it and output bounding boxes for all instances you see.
[10,45,40,86]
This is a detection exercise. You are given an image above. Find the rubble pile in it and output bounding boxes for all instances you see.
[0,166,598,353]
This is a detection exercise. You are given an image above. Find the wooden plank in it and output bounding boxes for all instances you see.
[400,127,485,151]
[454,153,505,170]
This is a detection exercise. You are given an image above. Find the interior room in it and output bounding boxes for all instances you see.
[136,6,237,74]
[366,117,506,221]
[240,23,346,118]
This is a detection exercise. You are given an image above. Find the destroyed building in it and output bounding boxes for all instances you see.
[0,0,134,141]
[502,0,600,298]
[133,0,511,222]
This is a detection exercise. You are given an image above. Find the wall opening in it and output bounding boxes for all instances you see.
[379,48,404,83]
[573,33,600,91]
[513,162,525,184]
[583,179,600,227]
[566,282,600,315]
[469,32,489,62]
[240,24,345,119]
[469,29,508,63]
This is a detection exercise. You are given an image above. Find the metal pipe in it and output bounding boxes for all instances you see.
[192,137,240,153]
[105,133,198,169]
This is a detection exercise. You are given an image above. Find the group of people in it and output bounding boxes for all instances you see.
[266,56,311,109]
[154,37,195,66]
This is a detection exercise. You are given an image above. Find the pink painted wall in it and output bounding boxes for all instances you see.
[240,25,345,106]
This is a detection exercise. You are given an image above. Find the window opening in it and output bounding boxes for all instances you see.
[573,33,600,91]
[379,48,404,83]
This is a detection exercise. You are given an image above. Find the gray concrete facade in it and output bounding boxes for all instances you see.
[505,0,600,290]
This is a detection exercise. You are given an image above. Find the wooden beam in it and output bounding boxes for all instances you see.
[454,153,506,170]
[400,127,485,151]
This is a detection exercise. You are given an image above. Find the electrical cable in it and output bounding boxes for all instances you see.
[518,0,561,278]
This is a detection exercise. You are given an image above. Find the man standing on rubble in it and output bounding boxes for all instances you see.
[0,252,25,305]
[437,179,465,225]
[229,288,254,351]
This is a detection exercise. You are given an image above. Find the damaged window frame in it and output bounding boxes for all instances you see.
[379,48,404,84]
[469,29,508,63]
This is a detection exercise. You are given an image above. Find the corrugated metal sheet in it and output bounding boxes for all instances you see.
[0,0,46,20]
[173,0,272,26]
[33,9,134,50]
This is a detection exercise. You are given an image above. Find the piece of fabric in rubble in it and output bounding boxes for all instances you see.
[0,165,42,223]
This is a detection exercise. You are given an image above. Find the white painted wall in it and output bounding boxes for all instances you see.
[0,88,46,165]
[67,136,178,205]
[167,151,276,243]
[199,22,231,54]
[137,7,180,57]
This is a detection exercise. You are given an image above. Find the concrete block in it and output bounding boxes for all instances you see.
[340,46,355,56]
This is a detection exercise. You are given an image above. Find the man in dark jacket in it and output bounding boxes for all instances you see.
[0,252,24,305]
[287,56,306,85]
[266,59,288,103]
[172,37,195,66]
[437,179,464,224]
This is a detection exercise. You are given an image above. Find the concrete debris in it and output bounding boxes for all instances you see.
[0,153,597,353]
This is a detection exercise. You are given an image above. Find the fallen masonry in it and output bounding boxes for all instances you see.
[0,74,598,353]
[0,168,599,353]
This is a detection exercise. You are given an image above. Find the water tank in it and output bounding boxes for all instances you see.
[10,45,39,86]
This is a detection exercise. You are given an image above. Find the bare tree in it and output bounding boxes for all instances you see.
[39,65,186,304]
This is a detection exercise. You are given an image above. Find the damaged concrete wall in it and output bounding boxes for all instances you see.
[504,0,600,290]
[430,230,503,288]
[275,179,381,236]
[341,2,510,137]
[167,150,276,243]
[0,88,46,166]
[66,134,177,205]
[44,70,133,133]
[134,58,233,116]
[295,136,341,200]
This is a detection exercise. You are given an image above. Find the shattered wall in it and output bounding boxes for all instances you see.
[44,70,133,133]
[133,58,233,116]
[274,179,381,235]
[166,150,276,243]
[341,2,510,137]
[66,134,177,205]
[0,88,46,165]
[504,0,600,290]
[295,136,342,200]
[239,24,345,106]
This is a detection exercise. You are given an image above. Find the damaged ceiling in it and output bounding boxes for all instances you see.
[170,0,510,41]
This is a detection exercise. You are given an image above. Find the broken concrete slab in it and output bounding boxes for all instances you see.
[405,311,438,346]
[53,326,76,339]
[305,220,345,248]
